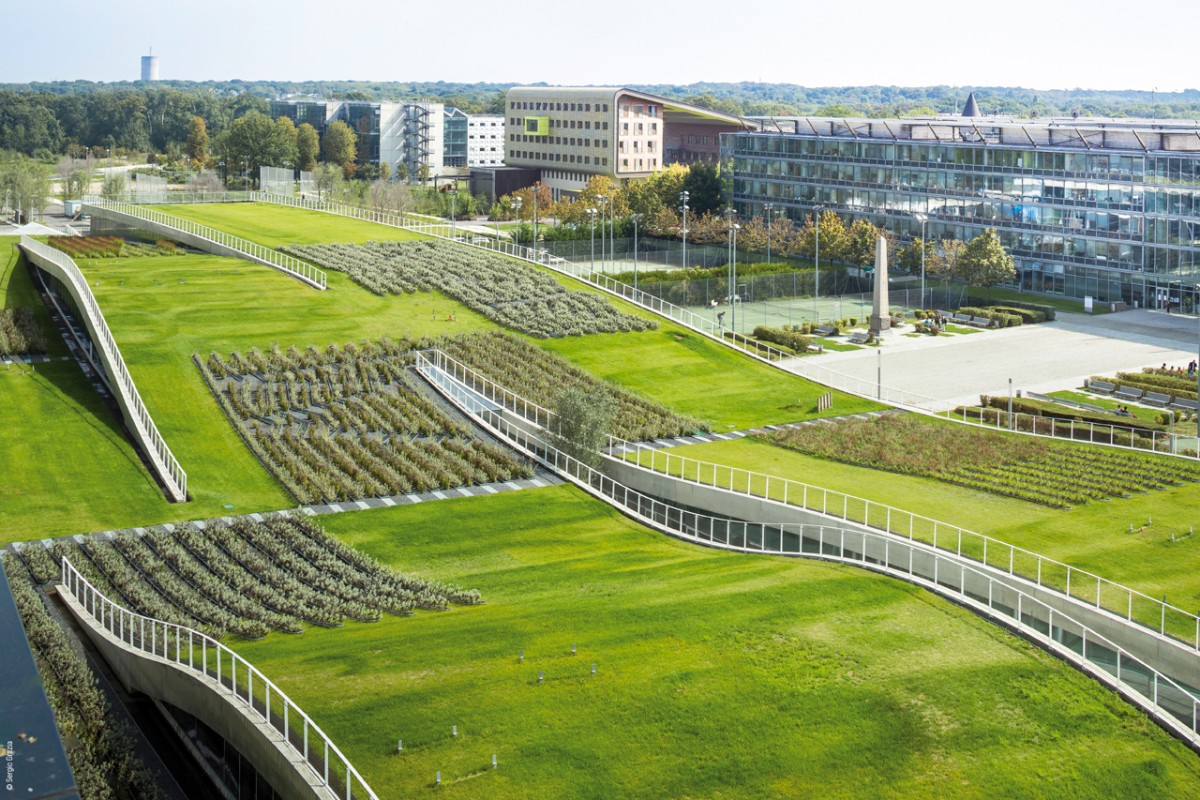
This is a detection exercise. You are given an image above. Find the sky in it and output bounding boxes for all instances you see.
[2,0,1196,93]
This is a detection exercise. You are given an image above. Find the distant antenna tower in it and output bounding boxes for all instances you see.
[141,48,159,82]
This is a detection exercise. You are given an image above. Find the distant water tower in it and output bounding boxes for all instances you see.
[141,50,159,81]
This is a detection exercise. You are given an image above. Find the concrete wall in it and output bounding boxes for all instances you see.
[58,589,340,800]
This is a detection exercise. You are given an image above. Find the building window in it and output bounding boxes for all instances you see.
[585,121,591,129]
[650,122,657,133]
[602,104,609,112]
[585,103,592,111]
[622,158,628,167]
[620,104,628,116]
[648,105,657,117]
[585,156,591,164]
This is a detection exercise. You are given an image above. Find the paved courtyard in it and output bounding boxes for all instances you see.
[786,309,1200,411]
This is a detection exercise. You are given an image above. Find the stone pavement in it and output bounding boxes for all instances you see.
[784,309,1200,411]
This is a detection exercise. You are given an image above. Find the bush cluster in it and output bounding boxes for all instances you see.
[0,308,47,355]
[753,325,813,353]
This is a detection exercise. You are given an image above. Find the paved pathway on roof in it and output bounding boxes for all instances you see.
[783,309,1199,411]
[604,410,897,456]
[9,472,565,550]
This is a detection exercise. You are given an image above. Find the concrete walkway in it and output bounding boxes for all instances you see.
[786,309,1200,411]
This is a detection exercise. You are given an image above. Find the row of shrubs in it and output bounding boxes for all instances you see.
[980,395,1176,431]
[753,325,814,353]
[956,306,1026,327]
[964,295,1057,321]
[1110,370,1199,402]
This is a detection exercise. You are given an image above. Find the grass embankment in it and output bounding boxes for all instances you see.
[633,435,1200,615]
[233,486,1200,799]
[156,202,425,247]
[152,201,882,430]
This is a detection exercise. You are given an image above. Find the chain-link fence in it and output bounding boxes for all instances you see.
[260,166,294,196]
[133,173,167,204]
[298,170,314,197]
[536,236,805,273]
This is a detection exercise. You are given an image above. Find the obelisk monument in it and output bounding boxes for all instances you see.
[869,235,890,336]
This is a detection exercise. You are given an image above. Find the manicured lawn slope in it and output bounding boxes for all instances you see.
[541,326,881,430]
[156,202,424,247]
[233,487,1200,799]
[647,436,1200,613]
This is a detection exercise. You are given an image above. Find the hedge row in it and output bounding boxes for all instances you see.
[753,325,812,353]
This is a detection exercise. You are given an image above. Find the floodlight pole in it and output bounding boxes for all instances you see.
[512,196,522,252]
[449,185,458,240]
[631,213,643,293]
[914,212,928,309]
[533,185,539,258]
[587,208,597,271]
[765,202,774,265]
[813,204,826,322]
[680,190,690,268]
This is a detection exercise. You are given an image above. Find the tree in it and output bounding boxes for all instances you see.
[274,116,299,169]
[1,157,52,221]
[185,116,209,166]
[56,156,91,202]
[100,172,125,201]
[222,111,296,184]
[844,219,880,267]
[682,163,724,216]
[314,163,342,201]
[321,120,357,178]
[957,228,1016,291]
[296,123,319,172]
[550,386,615,469]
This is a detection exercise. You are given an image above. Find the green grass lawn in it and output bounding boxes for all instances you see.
[2,239,67,358]
[232,486,1200,799]
[542,327,882,430]
[634,436,1200,615]
[156,202,424,247]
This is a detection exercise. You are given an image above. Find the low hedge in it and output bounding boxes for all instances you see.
[1115,370,1199,400]
[980,395,1167,432]
[754,325,813,352]
[963,295,1056,321]
[957,406,1158,447]
[958,306,1023,327]
[991,305,1047,324]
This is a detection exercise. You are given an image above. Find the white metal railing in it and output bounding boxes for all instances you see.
[19,237,188,502]
[942,404,1200,461]
[81,199,326,290]
[256,192,791,363]
[419,347,1200,654]
[788,359,943,409]
[60,557,378,800]
[413,350,1200,746]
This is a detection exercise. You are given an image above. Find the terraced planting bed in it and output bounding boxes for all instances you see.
[197,339,532,504]
[13,514,478,641]
[442,331,705,440]
[47,235,177,260]
[284,240,656,338]
[767,413,1200,508]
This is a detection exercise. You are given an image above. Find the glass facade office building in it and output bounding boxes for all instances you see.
[727,116,1200,309]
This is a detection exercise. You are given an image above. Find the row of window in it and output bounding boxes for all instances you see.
[621,158,658,171]
[618,140,656,154]
[620,122,658,135]
[468,133,504,140]
[508,117,609,131]
[684,134,714,145]
[509,150,610,167]
[510,100,609,113]
[618,103,658,117]
[509,134,610,149]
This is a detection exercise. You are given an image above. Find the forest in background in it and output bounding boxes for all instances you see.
[3,79,1200,159]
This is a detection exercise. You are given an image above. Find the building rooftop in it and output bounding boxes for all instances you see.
[744,114,1200,153]
[508,86,752,128]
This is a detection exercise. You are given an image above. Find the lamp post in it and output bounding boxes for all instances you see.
[631,213,643,293]
[813,204,826,321]
[680,190,690,268]
[448,184,458,240]
[608,193,615,269]
[532,184,539,256]
[914,212,928,310]
[512,196,522,251]
[587,207,597,271]
[730,221,741,333]
[764,202,774,265]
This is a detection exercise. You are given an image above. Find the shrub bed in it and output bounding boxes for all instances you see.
[753,325,813,353]
[284,240,656,339]
[442,331,706,440]
[198,339,534,505]
[0,308,48,355]
[767,414,1200,507]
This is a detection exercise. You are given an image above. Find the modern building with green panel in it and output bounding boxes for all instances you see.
[726,102,1200,308]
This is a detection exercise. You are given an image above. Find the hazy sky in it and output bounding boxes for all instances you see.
[3,0,1195,92]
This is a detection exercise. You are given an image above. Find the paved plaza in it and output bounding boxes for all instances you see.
[785,309,1200,411]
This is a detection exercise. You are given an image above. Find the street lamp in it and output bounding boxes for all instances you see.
[586,207,597,271]
[914,212,928,310]
[512,195,522,250]
[813,204,826,320]
[448,184,458,240]
[680,190,690,268]
[630,213,643,293]
[608,193,615,269]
